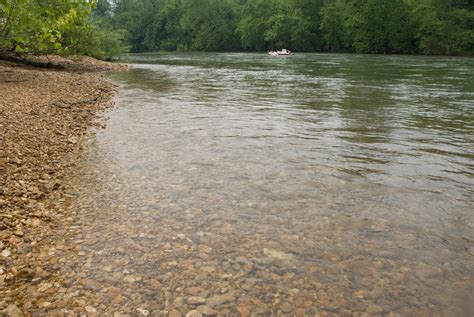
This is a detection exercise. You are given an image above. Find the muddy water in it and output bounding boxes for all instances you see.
[62,53,473,316]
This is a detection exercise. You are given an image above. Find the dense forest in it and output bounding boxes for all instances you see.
[102,0,473,55]
[1,0,473,59]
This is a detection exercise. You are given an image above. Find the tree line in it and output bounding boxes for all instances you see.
[104,0,473,55]
[1,0,473,59]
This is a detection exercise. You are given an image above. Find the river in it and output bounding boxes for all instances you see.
[60,53,473,316]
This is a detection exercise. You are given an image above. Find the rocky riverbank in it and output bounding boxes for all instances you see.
[0,55,126,315]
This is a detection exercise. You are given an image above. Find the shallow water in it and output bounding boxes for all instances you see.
[62,53,473,316]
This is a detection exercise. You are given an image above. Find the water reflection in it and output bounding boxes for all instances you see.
[57,53,474,315]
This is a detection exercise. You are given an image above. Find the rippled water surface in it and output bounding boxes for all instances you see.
[62,53,473,316]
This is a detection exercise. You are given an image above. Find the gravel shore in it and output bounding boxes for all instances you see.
[0,56,126,315]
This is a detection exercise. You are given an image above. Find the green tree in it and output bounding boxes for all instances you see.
[437,1,474,54]
[320,0,352,52]
[94,0,111,18]
[1,0,95,55]
[0,0,127,59]
[408,0,474,55]
[237,0,274,50]
[350,0,415,54]
[264,7,312,51]
[180,0,240,51]
[408,0,445,54]
[112,0,158,52]
[144,0,182,51]
[290,0,325,51]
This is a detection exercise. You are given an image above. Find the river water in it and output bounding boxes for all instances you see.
[60,53,473,316]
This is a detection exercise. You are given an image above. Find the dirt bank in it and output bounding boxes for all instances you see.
[0,55,126,315]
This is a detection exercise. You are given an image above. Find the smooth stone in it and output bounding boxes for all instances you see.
[415,262,442,280]
[137,308,150,316]
[186,287,204,295]
[3,304,23,317]
[293,308,306,317]
[206,293,235,308]
[186,296,207,305]
[236,305,250,317]
[253,304,269,314]
[169,310,182,317]
[280,302,293,313]
[339,308,353,317]
[83,279,101,291]
[366,304,383,314]
[200,266,215,273]
[196,305,218,316]
[263,248,295,262]
[185,310,202,317]
[85,306,97,313]
[173,297,185,307]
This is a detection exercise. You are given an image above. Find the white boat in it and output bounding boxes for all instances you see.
[267,49,293,56]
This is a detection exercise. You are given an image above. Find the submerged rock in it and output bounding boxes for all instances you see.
[2,304,23,317]
[186,296,206,305]
[196,305,218,316]
[263,248,295,262]
[185,310,202,317]
[206,293,235,308]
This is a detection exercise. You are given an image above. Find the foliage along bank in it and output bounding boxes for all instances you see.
[0,0,127,60]
[106,0,473,55]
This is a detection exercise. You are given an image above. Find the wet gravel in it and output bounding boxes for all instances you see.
[0,56,124,316]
